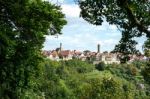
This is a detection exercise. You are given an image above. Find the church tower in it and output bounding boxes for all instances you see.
[60,43,62,51]
[97,44,100,53]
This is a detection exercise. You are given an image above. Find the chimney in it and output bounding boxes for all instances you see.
[97,44,100,53]
[60,43,62,51]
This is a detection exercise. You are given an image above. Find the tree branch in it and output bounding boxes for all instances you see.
[124,2,150,37]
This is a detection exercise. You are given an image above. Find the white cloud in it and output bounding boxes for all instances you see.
[43,2,126,52]
[136,43,143,51]
[103,39,118,45]
[109,25,117,30]
[61,4,80,17]
[45,0,64,4]
[96,39,118,50]
[44,31,120,52]
[105,32,121,37]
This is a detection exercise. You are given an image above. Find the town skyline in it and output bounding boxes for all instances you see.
[44,42,106,53]
[43,42,146,64]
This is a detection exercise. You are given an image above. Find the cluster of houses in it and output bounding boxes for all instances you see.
[42,43,146,64]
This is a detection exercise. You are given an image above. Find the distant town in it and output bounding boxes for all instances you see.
[42,43,147,64]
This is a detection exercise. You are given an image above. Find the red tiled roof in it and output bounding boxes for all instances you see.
[60,50,71,56]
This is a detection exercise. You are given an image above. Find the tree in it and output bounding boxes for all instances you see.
[83,50,91,55]
[143,38,150,57]
[142,62,150,85]
[95,61,105,71]
[77,0,150,57]
[0,0,66,98]
[113,30,140,63]
[103,51,108,54]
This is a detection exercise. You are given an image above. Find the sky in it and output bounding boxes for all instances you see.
[43,0,146,52]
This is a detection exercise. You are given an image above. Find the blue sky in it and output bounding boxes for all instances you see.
[43,0,145,52]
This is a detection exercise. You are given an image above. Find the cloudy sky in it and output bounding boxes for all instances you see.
[43,0,145,52]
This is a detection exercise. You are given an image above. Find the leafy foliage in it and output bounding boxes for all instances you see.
[113,31,140,63]
[32,59,150,99]
[1,0,150,98]
[0,0,66,98]
[142,62,150,85]
[95,61,106,71]
[143,38,150,57]
[78,0,150,37]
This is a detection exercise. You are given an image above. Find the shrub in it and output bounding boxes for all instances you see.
[95,61,106,71]
[142,62,150,85]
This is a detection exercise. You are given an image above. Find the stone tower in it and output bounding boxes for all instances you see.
[60,43,62,51]
[97,44,100,53]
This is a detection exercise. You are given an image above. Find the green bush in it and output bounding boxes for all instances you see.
[142,62,150,85]
[95,61,106,71]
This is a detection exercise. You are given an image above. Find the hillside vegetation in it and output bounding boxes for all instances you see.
[21,59,150,99]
